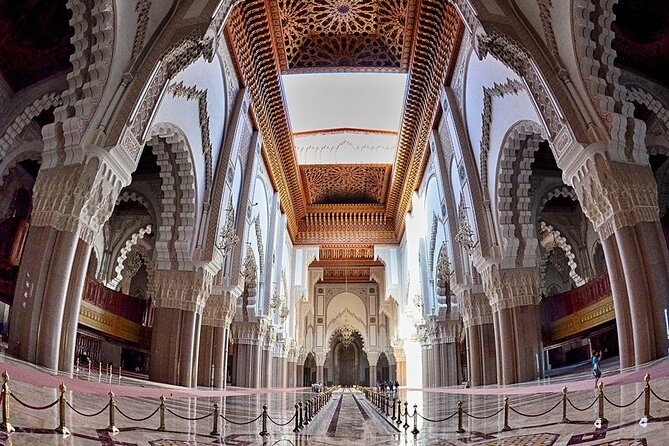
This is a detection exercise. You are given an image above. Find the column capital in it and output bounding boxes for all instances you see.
[31,156,128,244]
[230,321,262,345]
[481,266,539,313]
[152,269,214,314]
[427,317,461,344]
[201,292,236,327]
[566,152,657,239]
[457,291,493,328]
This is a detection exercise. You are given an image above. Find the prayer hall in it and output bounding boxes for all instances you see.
[0,0,669,444]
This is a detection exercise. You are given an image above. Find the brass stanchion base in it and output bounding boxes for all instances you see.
[1,422,15,433]
[56,426,71,435]
[210,428,220,436]
[501,425,511,432]
[106,425,119,434]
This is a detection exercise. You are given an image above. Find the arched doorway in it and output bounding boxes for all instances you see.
[377,352,390,382]
[329,327,367,386]
[304,352,316,385]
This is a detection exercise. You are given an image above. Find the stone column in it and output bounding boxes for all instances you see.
[459,290,496,386]
[296,363,304,387]
[59,238,92,373]
[315,351,325,384]
[481,266,541,385]
[230,321,262,388]
[367,351,379,386]
[567,154,669,365]
[393,344,406,385]
[9,161,126,371]
[197,324,215,387]
[150,270,211,386]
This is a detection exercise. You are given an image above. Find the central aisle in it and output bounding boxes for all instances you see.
[304,388,400,440]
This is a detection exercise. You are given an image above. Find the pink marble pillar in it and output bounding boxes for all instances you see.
[497,308,515,385]
[467,325,483,386]
[615,226,655,364]
[492,313,503,385]
[635,221,669,358]
[601,233,635,367]
[481,323,497,385]
[197,325,214,387]
[9,226,56,362]
[212,326,226,388]
[36,230,79,370]
[59,238,92,374]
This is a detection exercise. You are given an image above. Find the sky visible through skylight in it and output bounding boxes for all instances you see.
[282,72,408,133]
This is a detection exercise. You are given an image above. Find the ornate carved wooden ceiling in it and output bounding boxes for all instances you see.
[226,0,463,245]
[271,0,417,71]
[300,164,391,204]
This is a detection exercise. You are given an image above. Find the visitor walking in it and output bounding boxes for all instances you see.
[592,350,602,388]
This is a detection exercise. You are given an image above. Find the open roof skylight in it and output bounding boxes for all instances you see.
[282,72,407,164]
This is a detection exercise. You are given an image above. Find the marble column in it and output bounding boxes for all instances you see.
[567,155,669,366]
[59,238,92,373]
[35,230,79,370]
[480,323,497,385]
[150,307,200,386]
[213,326,227,388]
[296,364,304,387]
[467,325,482,386]
[197,325,215,387]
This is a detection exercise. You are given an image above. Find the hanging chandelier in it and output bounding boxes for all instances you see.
[340,325,354,347]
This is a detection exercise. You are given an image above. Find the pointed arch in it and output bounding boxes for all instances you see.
[146,122,197,268]
[496,120,546,266]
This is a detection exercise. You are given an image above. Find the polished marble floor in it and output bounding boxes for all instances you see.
[2,355,669,445]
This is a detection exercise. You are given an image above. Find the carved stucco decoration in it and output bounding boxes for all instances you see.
[167,81,213,204]
[31,158,125,244]
[274,0,416,71]
[458,291,492,328]
[152,269,214,314]
[569,154,659,239]
[479,78,525,203]
[481,265,540,313]
[538,221,585,287]
[300,164,391,204]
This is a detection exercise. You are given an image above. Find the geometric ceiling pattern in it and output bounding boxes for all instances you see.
[274,0,416,71]
[300,164,392,205]
[226,0,463,245]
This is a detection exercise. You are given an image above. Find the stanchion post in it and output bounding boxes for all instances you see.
[391,397,396,420]
[561,386,570,424]
[0,371,14,433]
[396,400,402,427]
[56,383,70,435]
[118,366,122,383]
[293,403,300,433]
[642,374,652,423]
[403,401,409,429]
[88,361,91,376]
[259,405,269,437]
[502,397,511,432]
[456,401,465,434]
[385,395,390,416]
[106,391,119,433]
[158,396,166,431]
[411,404,419,435]
[76,358,80,374]
[595,382,607,426]
[298,402,304,429]
[210,402,220,436]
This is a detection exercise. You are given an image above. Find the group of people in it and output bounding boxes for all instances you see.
[311,382,323,392]
[376,380,400,393]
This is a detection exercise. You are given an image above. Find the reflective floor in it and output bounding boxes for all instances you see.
[2,355,669,445]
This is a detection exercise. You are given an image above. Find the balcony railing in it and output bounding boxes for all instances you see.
[83,277,146,325]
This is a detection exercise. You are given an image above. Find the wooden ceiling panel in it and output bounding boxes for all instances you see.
[300,164,391,205]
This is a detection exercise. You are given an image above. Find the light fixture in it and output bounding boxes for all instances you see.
[216,197,240,256]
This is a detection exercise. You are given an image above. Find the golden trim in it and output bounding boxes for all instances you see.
[550,296,615,342]
[79,301,149,344]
